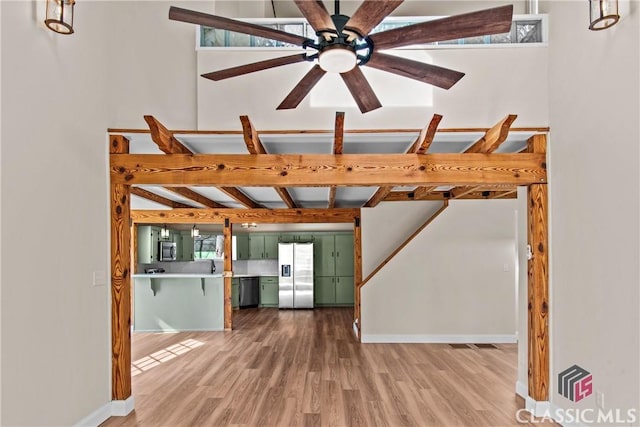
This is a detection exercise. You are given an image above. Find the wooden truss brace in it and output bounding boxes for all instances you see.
[328,112,345,209]
[144,115,263,209]
[130,187,192,209]
[364,114,442,208]
[240,115,296,208]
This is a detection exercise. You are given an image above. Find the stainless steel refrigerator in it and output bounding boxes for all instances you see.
[278,243,314,309]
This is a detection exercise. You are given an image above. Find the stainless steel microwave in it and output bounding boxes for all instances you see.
[159,241,177,261]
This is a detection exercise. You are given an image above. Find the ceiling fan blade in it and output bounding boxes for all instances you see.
[277,65,326,110]
[340,67,382,113]
[344,0,404,38]
[293,0,336,33]
[365,52,464,89]
[202,54,308,81]
[169,6,312,47]
[369,5,513,50]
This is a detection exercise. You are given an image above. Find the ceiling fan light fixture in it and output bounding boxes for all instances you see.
[44,0,75,35]
[318,46,357,73]
[588,0,620,30]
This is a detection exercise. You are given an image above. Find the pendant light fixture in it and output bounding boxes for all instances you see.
[44,0,76,35]
[191,224,200,238]
[160,224,170,239]
[588,0,620,30]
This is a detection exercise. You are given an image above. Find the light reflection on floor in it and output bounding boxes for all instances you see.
[131,338,204,376]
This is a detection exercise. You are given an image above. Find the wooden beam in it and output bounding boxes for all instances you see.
[446,115,519,200]
[240,115,296,208]
[223,220,232,330]
[407,114,443,154]
[353,216,362,342]
[144,115,192,154]
[363,187,392,208]
[130,187,192,209]
[384,190,517,201]
[527,134,549,402]
[273,187,297,209]
[146,116,260,209]
[111,153,547,187]
[109,126,550,135]
[360,201,449,287]
[464,114,518,154]
[491,189,518,199]
[328,112,345,209]
[164,187,227,209]
[407,114,444,199]
[412,186,438,199]
[109,135,131,401]
[216,187,264,209]
[130,208,360,224]
[333,111,345,155]
[451,185,483,199]
[240,115,267,154]
[328,187,337,209]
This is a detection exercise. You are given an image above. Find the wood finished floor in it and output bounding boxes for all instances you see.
[102,308,554,427]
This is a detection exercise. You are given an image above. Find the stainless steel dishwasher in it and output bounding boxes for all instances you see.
[238,277,259,308]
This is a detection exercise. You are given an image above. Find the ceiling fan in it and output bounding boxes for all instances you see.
[169,0,513,113]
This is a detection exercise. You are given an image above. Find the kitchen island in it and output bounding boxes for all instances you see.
[132,274,225,332]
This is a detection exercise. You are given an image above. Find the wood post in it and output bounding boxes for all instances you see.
[353,216,362,341]
[224,219,233,330]
[110,135,132,400]
[527,134,549,401]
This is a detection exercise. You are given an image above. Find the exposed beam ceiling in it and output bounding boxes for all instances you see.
[145,115,263,209]
[130,187,192,209]
[328,112,344,209]
[111,153,546,186]
[365,113,443,208]
[130,208,359,224]
[240,115,297,208]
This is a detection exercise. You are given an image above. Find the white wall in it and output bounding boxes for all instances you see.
[361,199,518,342]
[542,0,640,421]
[361,201,444,277]
[197,47,549,130]
[1,2,114,425]
[106,1,204,130]
[1,1,204,425]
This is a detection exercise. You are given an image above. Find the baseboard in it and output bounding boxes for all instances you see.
[360,334,517,344]
[111,396,135,416]
[73,396,135,427]
[515,380,528,399]
[73,402,112,427]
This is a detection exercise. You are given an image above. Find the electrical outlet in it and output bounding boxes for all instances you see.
[596,390,605,409]
[93,270,107,287]
[503,263,510,272]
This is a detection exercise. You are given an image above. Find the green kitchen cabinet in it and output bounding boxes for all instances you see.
[264,234,279,259]
[278,233,295,243]
[249,234,265,259]
[234,234,250,260]
[335,276,355,305]
[137,225,161,264]
[314,277,337,306]
[180,232,194,261]
[279,233,314,243]
[249,234,279,259]
[232,278,239,309]
[334,234,354,277]
[260,276,279,307]
[313,234,336,277]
